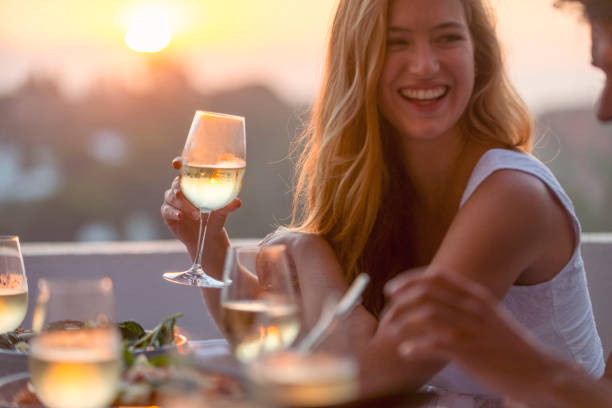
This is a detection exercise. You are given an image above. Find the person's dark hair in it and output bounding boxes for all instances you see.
[555,0,612,20]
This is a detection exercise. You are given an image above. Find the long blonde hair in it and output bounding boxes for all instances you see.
[292,0,533,293]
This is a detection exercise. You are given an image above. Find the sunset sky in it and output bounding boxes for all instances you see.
[0,0,602,113]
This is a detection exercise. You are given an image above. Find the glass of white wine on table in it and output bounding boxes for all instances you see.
[163,110,246,288]
[28,277,122,408]
[220,245,301,364]
[0,235,28,334]
[250,292,360,407]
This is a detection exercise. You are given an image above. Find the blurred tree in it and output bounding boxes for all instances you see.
[0,64,303,241]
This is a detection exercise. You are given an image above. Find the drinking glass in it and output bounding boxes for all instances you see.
[28,277,122,408]
[220,245,300,363]
[0,235,28,334]
[250,297,359,407]
[163,110,246,288]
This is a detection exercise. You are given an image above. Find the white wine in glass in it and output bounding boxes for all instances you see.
[29,277,122,408]
[163,111,246,288]
[249,297,359,407]
[220,245,301,363]
[0,236,28,334]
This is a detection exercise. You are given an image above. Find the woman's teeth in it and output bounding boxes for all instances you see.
[400,86,447,104]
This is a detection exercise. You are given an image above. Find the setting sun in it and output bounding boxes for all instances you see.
[124,8,172,53]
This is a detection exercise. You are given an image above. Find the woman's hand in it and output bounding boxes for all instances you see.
[161,157,241,261]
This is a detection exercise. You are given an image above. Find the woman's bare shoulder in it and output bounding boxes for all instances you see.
[465,168,560,218]
[454,167,573,253]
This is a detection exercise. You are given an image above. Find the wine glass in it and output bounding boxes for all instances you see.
[28,277,122,408]
[250,295,359,407]
[220,245,301,363]
[163,110,246,288]
[0,235,28,334]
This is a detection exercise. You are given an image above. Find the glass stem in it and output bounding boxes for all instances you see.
[192,210,210,272]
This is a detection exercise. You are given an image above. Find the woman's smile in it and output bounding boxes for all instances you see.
[398,85,450,110]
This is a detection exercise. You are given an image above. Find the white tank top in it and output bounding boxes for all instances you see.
[428,148,605,396]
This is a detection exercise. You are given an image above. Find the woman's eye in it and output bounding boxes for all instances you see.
[438,34,463,43]
[387,38,408,47]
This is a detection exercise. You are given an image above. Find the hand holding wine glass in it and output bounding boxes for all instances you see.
[0,235,28,334]
[163,111,246,288]
[29,277,122,408]
[161,159,241,272]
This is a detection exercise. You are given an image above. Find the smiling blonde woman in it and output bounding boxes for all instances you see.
[161,0,604,401]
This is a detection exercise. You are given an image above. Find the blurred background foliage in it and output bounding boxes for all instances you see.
[0,62,302,241]
[0,61,610,242]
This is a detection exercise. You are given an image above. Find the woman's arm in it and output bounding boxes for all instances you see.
[366,169,575,395]
[428,169,574,295]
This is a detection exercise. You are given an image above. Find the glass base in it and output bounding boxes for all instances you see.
[162,269,225,288]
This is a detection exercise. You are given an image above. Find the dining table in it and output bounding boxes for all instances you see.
[0,241,508,408]
[0,336,508,408]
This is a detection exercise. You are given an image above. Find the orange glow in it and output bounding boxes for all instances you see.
[267,325,280,338]
[265,325,283,350]
[173,327,189,354]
